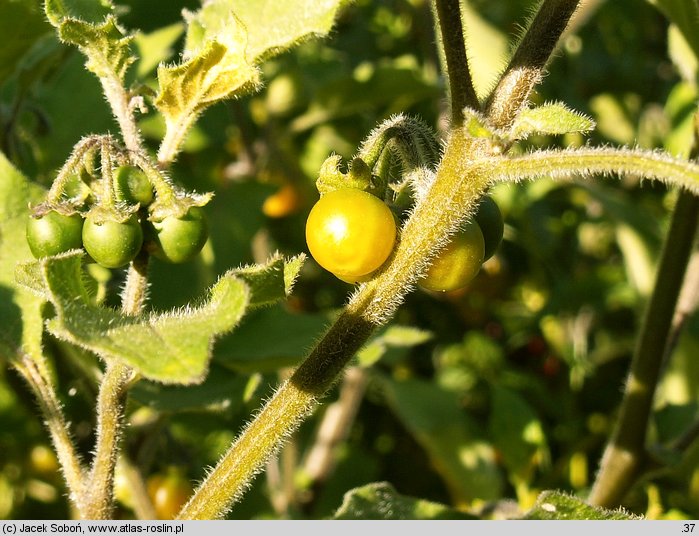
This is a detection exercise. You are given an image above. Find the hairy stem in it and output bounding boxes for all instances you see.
[84,259,149,518]
[431,0,480,122]
[84,361,132,519]
[14,355,87,515]
[157,115,196,169]
[489,147,699,196]
[485,0,580,129]
[178,130,495,519]
[100,75,145,155]
[589,191,699,507]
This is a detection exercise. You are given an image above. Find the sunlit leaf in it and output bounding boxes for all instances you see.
[0,152,46,370]
[16,253,304,384]
[183,0,351,64]
[333,482,477,520]
[524,491,640,520]
[357,325,432,367]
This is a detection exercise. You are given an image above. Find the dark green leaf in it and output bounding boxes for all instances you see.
[0,0,51,86]
[382,376,504,503]
[214,304,327,373]
[488,385,548,477]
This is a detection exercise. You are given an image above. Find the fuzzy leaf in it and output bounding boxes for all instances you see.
[57,16,134,80]
[0,152,46,369]
[524,491,640,520]
[154,40,260,130]
[18,252,303,384]
[44,0,114,26]
[512,103,595,140]
[155,0,349,135]
[183,0,351,64]
[333,482,476,520]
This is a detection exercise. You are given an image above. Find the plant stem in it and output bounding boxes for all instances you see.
[100,74,145,155]
[489,147,699,196]
[120,253,150,316]
[178,130,495,519]
[157,115,196,168]
[116,456,158,520]
[431,0,480,123]
[14,355,87,514]
[84,360,132,519]
[84,258,149,518]
[485,0,580,129]
[589,191,699,508]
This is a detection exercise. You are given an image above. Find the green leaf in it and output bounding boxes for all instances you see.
[44,0,113,26]
[183,0,351,64]
[155,0,350,133]
[511,103,595,140]
[668,24,698,82]
[382,377,504,503]
[649,0,699,61]
[524,491,640,520]
[357,325,432,367]
[488,385,548,478]
[332,482,477,520]
[154,40,260,131]
[461,2,508,100]
[130,364,249,412]
[0,152,46,368]
[214,304,327,373]
[133,22,185,78]
[0,0,51,86]
[17,252,304,384]
[56,16,134,80]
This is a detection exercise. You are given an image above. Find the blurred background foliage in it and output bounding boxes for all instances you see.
[1,0,698,520]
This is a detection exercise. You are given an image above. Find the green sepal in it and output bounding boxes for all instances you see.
[315,155,373,195]
[15,251,304,385]
[511,102,595,140]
